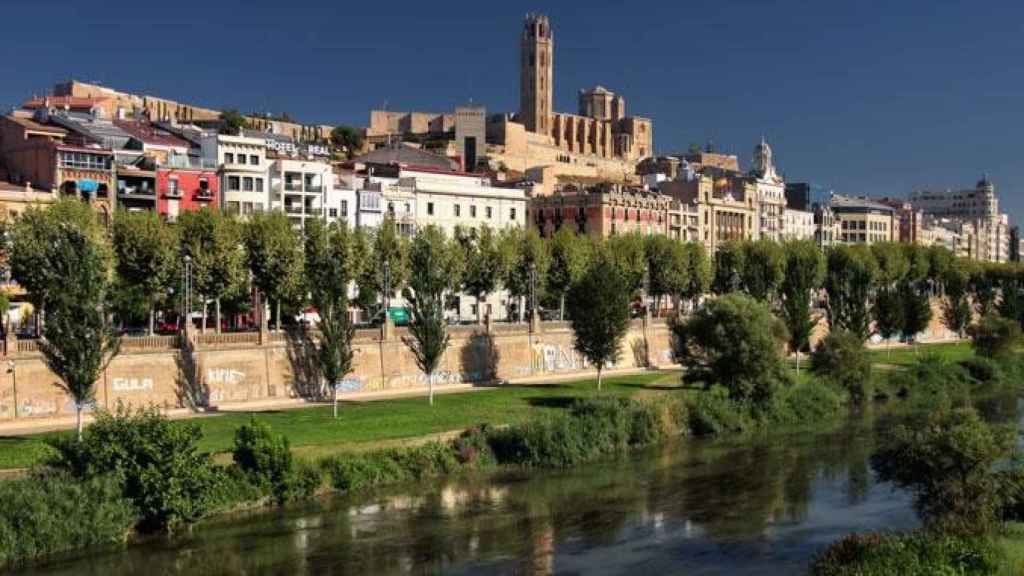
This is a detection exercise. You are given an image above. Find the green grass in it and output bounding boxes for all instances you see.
[997,522,1024,575]
[0,372,684,470]
[864,341,973,366]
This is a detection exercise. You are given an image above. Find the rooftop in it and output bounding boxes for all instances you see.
[113,120,191,148]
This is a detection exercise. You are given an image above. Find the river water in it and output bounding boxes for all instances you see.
[15,394,1023,576]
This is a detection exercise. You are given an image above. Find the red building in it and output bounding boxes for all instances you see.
[156,158,219,221]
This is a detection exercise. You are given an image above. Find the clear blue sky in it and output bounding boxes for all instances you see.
[2,0,1021,221]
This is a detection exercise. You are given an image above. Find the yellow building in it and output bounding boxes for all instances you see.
[830,194,898,244]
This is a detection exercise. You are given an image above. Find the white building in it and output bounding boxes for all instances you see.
[908,176,1010,262]
[782,208,815,241]
[403,167,527,235]
[199,134,269,216]
[267,155,333,228]
[749,138,786,241]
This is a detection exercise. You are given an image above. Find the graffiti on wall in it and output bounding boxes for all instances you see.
[206,368,246,385]
[334,377,365,393]
[532,343,588,373]
[112,377,154,392]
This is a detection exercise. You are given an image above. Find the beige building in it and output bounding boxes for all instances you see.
[748,139,785,241]
[908,177,1010,262]
[830,194,898,245]
[530,182,683,240]
[660,174,758,252]
[200,134,269,216]
[782,209,816,241]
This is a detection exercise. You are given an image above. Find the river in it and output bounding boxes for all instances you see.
[14,394,1022,576]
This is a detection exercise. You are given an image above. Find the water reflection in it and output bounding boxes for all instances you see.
[19,398,1023,576]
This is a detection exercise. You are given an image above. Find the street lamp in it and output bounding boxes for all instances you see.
[182,255,192,335]
[529,262,537,322]
[7,360,15,419]
[383,260,391,315]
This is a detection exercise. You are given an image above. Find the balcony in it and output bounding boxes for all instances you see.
[165,188,182,199]
[194,189,214,201]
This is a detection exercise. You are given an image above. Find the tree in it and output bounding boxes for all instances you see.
[871,407,1014,534]
[971,264,999,317]
[682,242,711,312]
[872,289,903,355]
[968,313,1021,359]
[504,228,550,322]
[741,240,785,302]
[460,225,502,323]
[177,209,246,333]
[671,292,789,407]
[605,233,646,297]
[547,226,590,320]
[644,235,687,317]
[304,219,362,417]
[824,245,878,340]
[900,280,933,347]
[941,263,973,337]
[112,210,177,335]
[403,226,458,405]
[712,240,745,295]
[218,109,247,135]
[34,222,120,439]
[329,126,364,158]
[355,218,408,320]
[244,211,303,331]
[780,240,824,372]
[8,199,107,335]
[811,330,872,404]
[566,256,632,390]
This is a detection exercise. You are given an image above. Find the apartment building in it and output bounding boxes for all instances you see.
[908,177,1010,262]
[267,155,332,228]
[830,194,897,245]
[200,134,268,216]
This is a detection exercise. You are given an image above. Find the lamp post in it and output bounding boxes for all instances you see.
[182,255,192,337]
[383,260,391,315]
[7,360,15,419]
[529,262,537,323]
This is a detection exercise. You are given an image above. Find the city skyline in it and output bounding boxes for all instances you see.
[1,0,1021,220]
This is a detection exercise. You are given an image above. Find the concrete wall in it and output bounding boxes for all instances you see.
[0,320,676,424]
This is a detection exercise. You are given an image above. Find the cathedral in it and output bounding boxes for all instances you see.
[517,14,652,162]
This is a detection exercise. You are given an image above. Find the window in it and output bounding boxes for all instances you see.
[510,208,516,220]
[237,154,246,165]
[454,204,461,217]
[58,151,110,170]
[341,200,348,216]
[198,179,209,192]
[226,201,241,214]
[404,202,411,214]
[388,201,395,215]
[249,155,258,166]
[224,152,234,164]
[243,177,254,191]
[329,208,338,218]
[470,205,477,218]
[167,179,179,195]
[486,206,493,219]
[427,202,434,215]
[255,178,263,193]
[228,176,240,191]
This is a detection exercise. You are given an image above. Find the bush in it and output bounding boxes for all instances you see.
[881,353,974,407]
[672,293,790,408]
[958,356,1006,388]
[686,385,756,437]
[871,407,1014,534]
[321,442,460,493]
[46,406,224,532]
[811,330,872,404]
[969,314,1022,359]
[452,425,496,466]
[769,379,845,427]
[231,419,319,503]
[0,473,136,567]
[810,531,1001,576]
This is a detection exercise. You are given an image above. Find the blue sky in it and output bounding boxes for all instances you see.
[2,0,1022,221]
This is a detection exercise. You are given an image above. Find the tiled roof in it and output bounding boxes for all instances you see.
[830,193,895,212]
[352,144,457,171]
[22,95,111,110]
[4,115,67,135]
[113,120,191,148]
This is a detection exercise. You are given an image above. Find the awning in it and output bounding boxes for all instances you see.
[77,179,99,192]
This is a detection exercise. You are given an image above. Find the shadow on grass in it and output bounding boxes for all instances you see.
[526,397,579,409]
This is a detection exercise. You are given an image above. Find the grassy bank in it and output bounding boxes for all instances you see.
[0,371,683,470]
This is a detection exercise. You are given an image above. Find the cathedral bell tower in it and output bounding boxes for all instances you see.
[520,13,553,135]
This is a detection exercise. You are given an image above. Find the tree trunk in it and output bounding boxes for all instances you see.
[477,294,484,324]
[519,296,525,323]
[332,379,338,419]
[276,299,282,332]
[148,301,156,336]
[215,299,222,334]
[597,367,603,391]
[795,350,800,374]
[201,300,208,334]
[76,405,83,441]
[428,371,435,406]
[559,294,565,321]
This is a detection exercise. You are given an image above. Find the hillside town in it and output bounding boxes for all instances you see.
[0,14,1015,266]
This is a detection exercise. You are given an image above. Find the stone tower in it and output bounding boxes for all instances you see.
[520,13,553,135]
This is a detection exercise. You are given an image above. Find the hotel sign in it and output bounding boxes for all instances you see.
[265,139,331,158]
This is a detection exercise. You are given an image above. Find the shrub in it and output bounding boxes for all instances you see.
[46,406,223,532]
[810,531,1001,576]
[686,385,756,437]
[671,293,790,409]
[321,442,460,493]
[871,407,1014,534]
[969,314,1022,359]
[769,379,845,427]
[958,356,1006,388]
[453,425,496,466]
[231,418,320,503]
[810,330,872,404]
[881,353,973,407]
[0,473,136,567]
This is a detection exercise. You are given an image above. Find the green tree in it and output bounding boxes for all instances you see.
[870,242,909,288]
[177,209,246,333]
[873,288,903,355]
[824,245,878,340]
[644,235,687,317]
[218,109,248,135]
[35,222,120,439]
[329,126,364,158]
[505,228,550,322]
[811,330,872,404]
[403,226,458,405]
[460,225,503,323]
[712,240,745,295]
[566,256,632,390]
[941,263,973,337]
[780,240,824,372]
[741,240,785,302]
[682,242,711,311]
[605,233,646,297]
[244,211,304,331]
[547,226,590,320]
[112,211,177,335]
[971,264,999,317]
[968,313,1021,359]
[671,292,789,407]
[900,280,933,347]
[304,219,362,416]
[355,218,408,320]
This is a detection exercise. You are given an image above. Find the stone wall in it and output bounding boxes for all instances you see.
[0,319,676,424]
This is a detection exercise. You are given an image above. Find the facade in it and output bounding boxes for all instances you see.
[156,155,219,221]
[813,204,840,248]
[530,183,682,240]
[454,106,486,171]
[200,134,268,216]
[748,139,785,241]
[406,168,526,236]
[660,174,758,252]
[908,177,1010,262]
[782,209,815,241]
[830,194,897,245]
[267,155,332,228]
